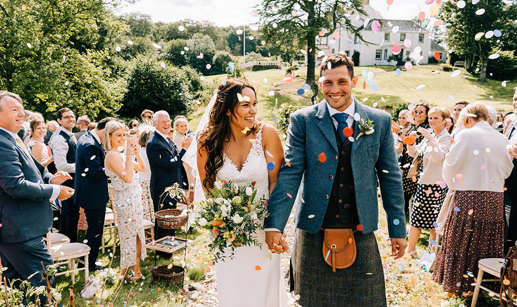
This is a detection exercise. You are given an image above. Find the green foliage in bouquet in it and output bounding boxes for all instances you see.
[195,181,269,263]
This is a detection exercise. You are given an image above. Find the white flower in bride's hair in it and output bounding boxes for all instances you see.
[215,181,223,189]
[232,214,244,224]
[245,187,253,196]
[232,196,242,204]
[198,218,208,226]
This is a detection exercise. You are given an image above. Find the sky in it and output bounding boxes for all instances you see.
[117,0,431,27]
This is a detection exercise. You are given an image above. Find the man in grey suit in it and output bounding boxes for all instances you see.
[0,92,74,293]
[265,54,407,306]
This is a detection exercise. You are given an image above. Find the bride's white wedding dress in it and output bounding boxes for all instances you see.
[215,126,285,307]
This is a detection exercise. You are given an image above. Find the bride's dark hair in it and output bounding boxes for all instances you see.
[199,79,258,191]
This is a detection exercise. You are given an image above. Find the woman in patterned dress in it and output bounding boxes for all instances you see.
[104,121,147,281]
[400,102,430,218]
[432,103,513,296]
[406,107,452,257]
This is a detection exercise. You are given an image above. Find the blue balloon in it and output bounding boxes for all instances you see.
[396,68,402,76]
[297,88,305,95]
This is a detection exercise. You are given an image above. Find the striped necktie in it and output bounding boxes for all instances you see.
[15,136,30,156]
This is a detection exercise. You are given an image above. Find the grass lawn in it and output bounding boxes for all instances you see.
[52,64,513,306]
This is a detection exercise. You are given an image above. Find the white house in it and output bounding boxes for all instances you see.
[315,5,447,66]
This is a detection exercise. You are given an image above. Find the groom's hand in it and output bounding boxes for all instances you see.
[265,231,288,254]
[390,237,407,260]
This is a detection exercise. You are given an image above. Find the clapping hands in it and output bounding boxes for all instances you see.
[50,171,72,185]
[265,231,289,254]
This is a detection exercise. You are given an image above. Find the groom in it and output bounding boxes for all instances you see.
[265,53,407,306]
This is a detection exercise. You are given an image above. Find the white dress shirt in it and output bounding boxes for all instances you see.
[49,127,76,173]
[326,99,355,129]
[443,121,513,192]
[1,127,60,200]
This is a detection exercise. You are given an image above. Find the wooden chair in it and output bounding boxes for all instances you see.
[46,233,90,283]
[472,258,506,307]
[143,219,155,244]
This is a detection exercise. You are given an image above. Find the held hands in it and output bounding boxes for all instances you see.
[50,171,72,185]
[182,136,193,150]
[57,186,74,201]
[390,237,407,260]
[417,127,432,140]
[265,231,289,254]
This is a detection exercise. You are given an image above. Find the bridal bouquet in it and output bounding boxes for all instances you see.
[195,180,269,262]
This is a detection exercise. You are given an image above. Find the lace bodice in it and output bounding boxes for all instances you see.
[217,126,269,199]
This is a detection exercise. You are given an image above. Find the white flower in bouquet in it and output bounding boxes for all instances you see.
[245,187,253,196]
[215,181,223,189]
[232,214,244,224]
[52,290,62,302]
[251,212,258,221]
[198,218,208,226]
[215,197,224,205]
[232,196,242,204]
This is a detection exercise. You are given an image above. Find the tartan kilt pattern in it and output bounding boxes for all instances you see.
[291,229,387,307]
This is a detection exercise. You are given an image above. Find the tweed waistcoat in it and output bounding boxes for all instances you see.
[59,130,77,164]
[322,125,359,228]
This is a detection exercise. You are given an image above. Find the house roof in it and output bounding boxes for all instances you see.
[430,40,447,51]
[363,19,426,33]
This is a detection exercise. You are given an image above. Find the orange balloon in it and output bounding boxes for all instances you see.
[403,134,417,145]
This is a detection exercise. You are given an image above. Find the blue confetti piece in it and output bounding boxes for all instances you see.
[393,218,400,225]
[430,240,437,246]
[433,222,439,228]
[395,68,402,76]
[272,118,277,122]
[267,161,275,171]
[265,150,274,158]
[493,29,502,37]
[297,88,305,95]
[368,80,379,92]
[228,62,235,74]
[454,206,460,212]
[303,83,311,91]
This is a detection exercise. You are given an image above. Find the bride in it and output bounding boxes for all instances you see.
[194,79,286,306]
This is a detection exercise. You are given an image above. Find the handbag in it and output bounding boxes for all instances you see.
[322,228,356,272]
[500,246,517,306]
[406,155,423,179]
[80,275,98,299]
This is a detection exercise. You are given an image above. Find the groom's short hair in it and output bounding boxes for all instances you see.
[320,53,355,79]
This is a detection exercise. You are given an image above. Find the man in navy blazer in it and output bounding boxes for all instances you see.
[147,111,191,253]
[265,54,407,305]
[74,117,114,271]
[0,92,74,295]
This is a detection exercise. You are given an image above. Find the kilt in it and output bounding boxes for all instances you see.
[291,229,387,307]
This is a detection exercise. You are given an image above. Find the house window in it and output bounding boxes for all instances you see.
[406,50,411,59]
[438,52,442,60]
[383,49,388,60]
[345,50,350,56]
[384,32,390,41]
[419,33,425,43]
[400,33,406,42]
[375,49,382,60]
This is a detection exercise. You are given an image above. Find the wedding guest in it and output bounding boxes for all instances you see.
[400,102,430,217]
[44,120,59,145]
[393,110,411,154]
[138,126,155,223]
[451,101,468,137]
[88,122,97,131]
[128,119,139,130]
[17,109,32,140]
[504,88,517,251]
[140,109,154,125]
[28,119,53,168]
[75,117,114,271]
[75,115,90,141]
[0,91,74,302]
[433,103,513,296]
[50,107,79,242]
[173,116,192,151]
[147,111,192,256]
[104,121,146,280]
[406,107,452,257]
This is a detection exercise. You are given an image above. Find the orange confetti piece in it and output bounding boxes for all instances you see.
[403,135,416,145]
[362,80,366,90]
[255,265,262,270]
[434,51,440,61]
[348,238,353,244]
[343,127,354,138]
[318,152,327,163]
[418,11,426,20]
[356,224,363,231]
[286,193,292,198]
[468,209,474,215]
[455,173,463,180]
[503,279,511,286]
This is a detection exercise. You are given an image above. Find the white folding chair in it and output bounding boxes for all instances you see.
[472,258,505,307]
[46,233,90,283]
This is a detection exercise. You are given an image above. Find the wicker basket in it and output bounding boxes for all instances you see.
[155,209,187,229]
[151,265,184,284]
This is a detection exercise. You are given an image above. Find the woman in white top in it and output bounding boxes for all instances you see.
[138,126,155,223]
[27,118,53,168]
[432,103,514,296]
[406,107,452,256]
[173,116,195,198]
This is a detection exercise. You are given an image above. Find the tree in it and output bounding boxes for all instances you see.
[439,0,516,82]
[164,39,189,67]
[120,59,191,118]
[186,33,216,75]
[0,0,127,119]
[123,13,154,37]
[258,0,367,89]
[213,51,234,75]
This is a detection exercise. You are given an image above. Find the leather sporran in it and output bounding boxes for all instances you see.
[322,228,357,273]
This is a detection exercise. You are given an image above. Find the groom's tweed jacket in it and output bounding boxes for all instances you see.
[265,98,406,238]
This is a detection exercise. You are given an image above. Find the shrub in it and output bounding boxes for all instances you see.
[428,56,439,64]
[286,64,299,75]
[441,64,453,72]
[352,51,360,66]
[188,268,205,282]
[251,64,280,71]
[212,51,234,75]
[486,53,517,81]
